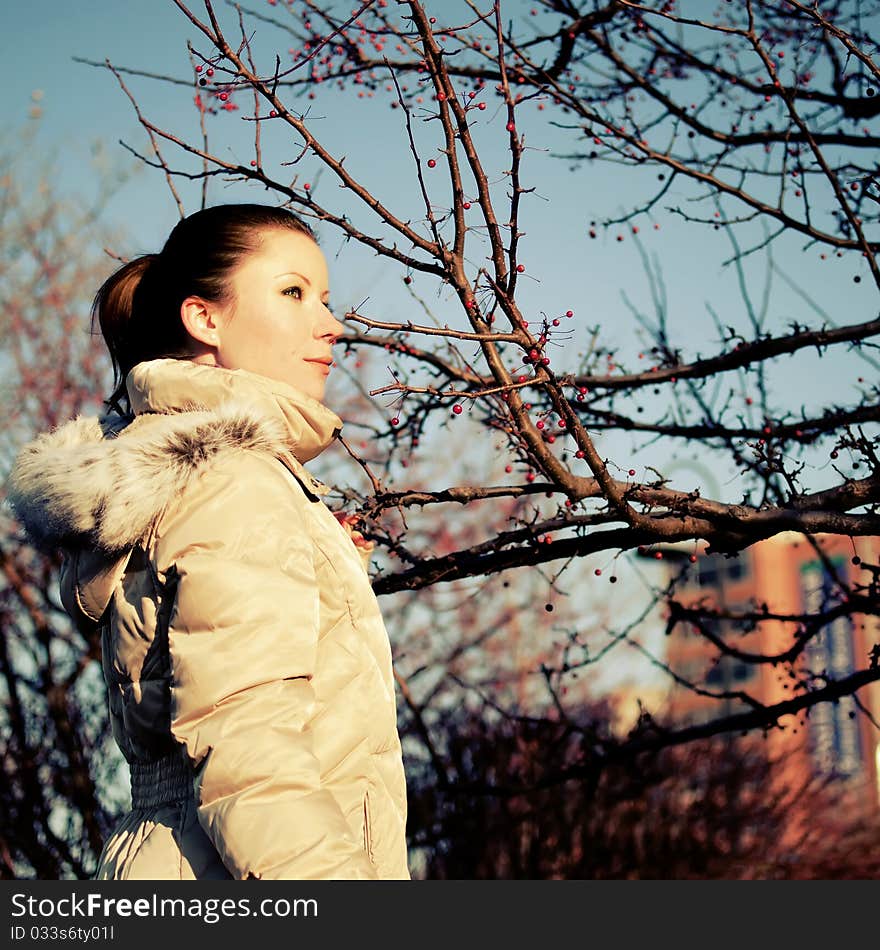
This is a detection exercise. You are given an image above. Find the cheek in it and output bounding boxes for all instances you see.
[232,318,275,358]
[278,308,318,354]
[224,301,315,364]
[233,301,306,356]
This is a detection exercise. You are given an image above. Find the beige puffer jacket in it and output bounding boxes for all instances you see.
[7,358,410,880]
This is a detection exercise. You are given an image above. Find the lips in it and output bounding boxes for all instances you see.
[305,358,333,374]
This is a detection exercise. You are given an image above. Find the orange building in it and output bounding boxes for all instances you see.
[651,532,880,813]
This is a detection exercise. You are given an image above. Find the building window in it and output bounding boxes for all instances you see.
[705,656,758,687]
[725,556,748,582]
[694,551,750,588]
[698,562,719,587]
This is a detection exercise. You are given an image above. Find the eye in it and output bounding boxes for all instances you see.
[282,285,303,299]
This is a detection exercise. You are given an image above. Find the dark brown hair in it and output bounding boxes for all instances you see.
[91,203,315,413]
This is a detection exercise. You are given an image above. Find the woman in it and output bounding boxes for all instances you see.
[7,204,410,880]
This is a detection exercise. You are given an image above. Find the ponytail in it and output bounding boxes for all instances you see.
[91,252,194,415]
[92,255,162,413]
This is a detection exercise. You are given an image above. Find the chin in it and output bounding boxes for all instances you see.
[300,382,327,403]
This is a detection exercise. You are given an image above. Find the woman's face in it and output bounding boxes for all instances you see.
[210,228,345,402]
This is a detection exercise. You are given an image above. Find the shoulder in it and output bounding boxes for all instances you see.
[116,400,300,553]
[160,447,302,524]
[151,424,313,565]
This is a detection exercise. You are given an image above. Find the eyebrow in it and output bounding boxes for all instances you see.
[275,271,311,284]
[275,271,330,297]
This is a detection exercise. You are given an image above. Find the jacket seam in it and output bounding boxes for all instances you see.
[276,455,322,502]
[276,458,360,628]
[363,788,374,865]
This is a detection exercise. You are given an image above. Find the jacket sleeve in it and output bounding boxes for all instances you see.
[152,451,378,880]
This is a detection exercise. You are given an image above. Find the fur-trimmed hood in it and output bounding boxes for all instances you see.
[6,359,343,556]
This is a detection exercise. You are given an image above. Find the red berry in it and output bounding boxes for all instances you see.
[427,159,437,168]
[453,404,463,415]
[536,420,545,429]
[206,68,215,76]
[250,160,257,167]
[391,417,399,426]
[628,469,635,476]
[462,201,471,209]
[594,568,602,576]
[437,92,447,102]
[219,92,229,101]
[516,263,525,273]
[566,310,573,317]
[195,65,203,73]
[689,554,697,563]
[478,102,486,110]
[575,450,585,459]
[269,109,277,117]
[505,464,513,473]
[506,121,516,132]
[303,183,310,190]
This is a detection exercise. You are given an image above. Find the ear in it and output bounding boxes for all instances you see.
[180,296,225,349]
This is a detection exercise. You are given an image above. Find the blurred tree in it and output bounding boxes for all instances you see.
[0,122,132,878]
[405,702,880,879]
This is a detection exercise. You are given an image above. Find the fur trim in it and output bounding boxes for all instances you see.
[7,402,289,554]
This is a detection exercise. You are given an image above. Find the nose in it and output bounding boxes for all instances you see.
[321,306,345,343]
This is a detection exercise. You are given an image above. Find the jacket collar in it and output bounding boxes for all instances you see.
[7,359,342,560]
[6,359,344,631]
[127,358,343,465]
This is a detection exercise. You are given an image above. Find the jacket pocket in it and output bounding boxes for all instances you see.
[362,790,374,864]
